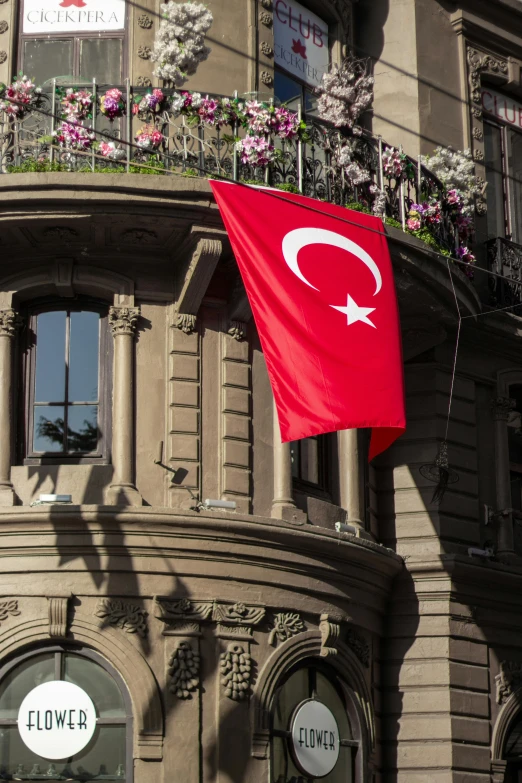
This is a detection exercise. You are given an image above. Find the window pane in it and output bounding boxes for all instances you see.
[33,406,65,452]
[69,312,100,402]
[34,311,66,403]
[273,668,309,731]
[274,69,302,112]
[80,39,122,84]
[300,437,319,484]
[509,129,522,244]
[0,654,55,719]
[64,654,125,718]
[67,406,98,452]
[23,39,73,86]
[290,442,299,479]
[0,725,126,781]
[484,122,506,239]
[316,672,352,740]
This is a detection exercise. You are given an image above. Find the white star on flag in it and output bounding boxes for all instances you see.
[330,294,376,328]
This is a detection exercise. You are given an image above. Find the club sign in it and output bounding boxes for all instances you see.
[290,699,340,778]
[18,681,97,760]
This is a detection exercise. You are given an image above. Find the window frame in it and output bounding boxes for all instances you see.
[290,435,330,497]
[483,106,522,245]
[0,644,133,783]
[270,659,360,783]
[20,298,112,466]
[17,0,129,86]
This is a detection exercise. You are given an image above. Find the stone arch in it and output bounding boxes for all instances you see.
[498,369,522,397]
[0,612,163,760]
[492,685,522,760]
[252,630,374,779]
[0,263,134,308]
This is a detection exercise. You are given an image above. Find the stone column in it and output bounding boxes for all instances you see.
[492,397,515,556]
[108,306,142,506]
[271,402,305,524]
[338,428,364,532]
[0,309,20,506]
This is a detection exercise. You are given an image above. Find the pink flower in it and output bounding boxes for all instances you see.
[407,217,421,231]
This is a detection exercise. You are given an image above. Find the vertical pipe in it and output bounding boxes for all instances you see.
[49,78,57,164]
[91,78,96,172]
[125,78,131,173]
[399,144,406,230]
[297,104,303,193]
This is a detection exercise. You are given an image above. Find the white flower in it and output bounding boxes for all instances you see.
[316,56,374,129]
[151,1,213,86]
[421,146,481,215]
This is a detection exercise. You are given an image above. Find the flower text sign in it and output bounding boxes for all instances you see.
[23,0,125,34]
[290,699,340,778]
[18,681,97,759]
[274,0,328,89]
[481,88,522,130]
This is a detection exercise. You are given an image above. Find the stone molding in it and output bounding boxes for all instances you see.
[174,313,197,334]
[109,306,140,337]
[0,309,21,337]
[0,599,20,626]
[168,640,200,699]
[319,613,345,657]
[173,227,225,316]
[495,660,522,704]
[491,396,516,422]
[154,597,265,637]
[95,598,148,638]
[47,595,70,638]
[0,612,163,760]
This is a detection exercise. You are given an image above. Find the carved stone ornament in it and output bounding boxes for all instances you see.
[260,11,272,26]
[213,602,266,627]
[476,202,487,216]
[260,41,273,57]
[260,0,272,7]
[227,320,246,341]
[109,306,140,337]
[154,597,213,624]
[345,627,370,667]
[0,599,20,626]
[496,660,522,704]
[0,21,8,33]
[0,51,6,64]
[319,613,343,657]
[474,149,485,162]
[220,643,252,701]
[95,598,148,637]
[260,71,273,86]
[467,47,508,106]
[121,227,157,244]
[168,640,200,698]
[137,46,151,60]
[491,397,515,422]
[472,107,482,119]
[136,76,152,88]
[175,313,197,334]
[47,596,70,638]
[43,226,78,241]
[0,309,22,338]
[473,127,483,141]
[268,612,305,646]
[137,12,152,28]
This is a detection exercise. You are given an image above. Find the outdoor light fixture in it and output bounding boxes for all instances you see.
[334,522,359,535]
[203,499,237,511]
[32,494,73,506]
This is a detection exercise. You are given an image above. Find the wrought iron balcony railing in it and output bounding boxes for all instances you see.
[487,236,522,309]
[0,81,460,253]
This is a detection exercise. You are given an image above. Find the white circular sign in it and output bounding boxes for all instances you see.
[18,681,97,760]
[290,699,340,778]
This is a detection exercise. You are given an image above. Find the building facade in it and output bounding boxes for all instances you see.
[1,0,522,781]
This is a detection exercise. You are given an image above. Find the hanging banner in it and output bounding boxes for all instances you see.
[273,0,329,89]
[23,0,126,34]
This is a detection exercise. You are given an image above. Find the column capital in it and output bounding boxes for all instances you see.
[492,396,515,421]
[0,309,22,338]
[109,306,140,337]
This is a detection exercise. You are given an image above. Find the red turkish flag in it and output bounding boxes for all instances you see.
[210,181,405,459]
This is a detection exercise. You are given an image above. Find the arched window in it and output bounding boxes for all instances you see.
[271,661,359,783]
[21,300,111,464]
[502,712,522,781]
[0,647,131,782]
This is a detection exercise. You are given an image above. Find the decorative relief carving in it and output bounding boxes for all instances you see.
[0,51,6,64]
[0,21,8,33]
[154,597,213,623]
[220,643,252,701]
[319,613,343,657]
[260,42,273,57]
[95,598,148,637]
[137,13,152,27]
[474,149,485,162]
[492,397,515,422]
[260,71,273,86]
[227,320,246,341]
[476,202,487,216]
[136,76,152,88]
[137,46,151,60]
[213,602,265,627]
[43,226,78,241]
[473,127,483,140]
[0,309,22,338]
[268,612,305,646]
[168,641,200,699]
[109,306,140,337]
[260,11,272,26]
[472,107,482,119]
[260,0,272,7]
[0,600,20,626]
[175,313,197,334]
[121,228,157,243]
[47,596,70,638]
[467,47,508,105]
[496,660,522,704]
[345,628,370,667]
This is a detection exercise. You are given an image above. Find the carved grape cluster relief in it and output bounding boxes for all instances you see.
[168,641,200,699]
[220,643,251,701]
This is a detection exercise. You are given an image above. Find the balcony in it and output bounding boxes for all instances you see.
[0,81,463,260]
[487,236,522,310]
